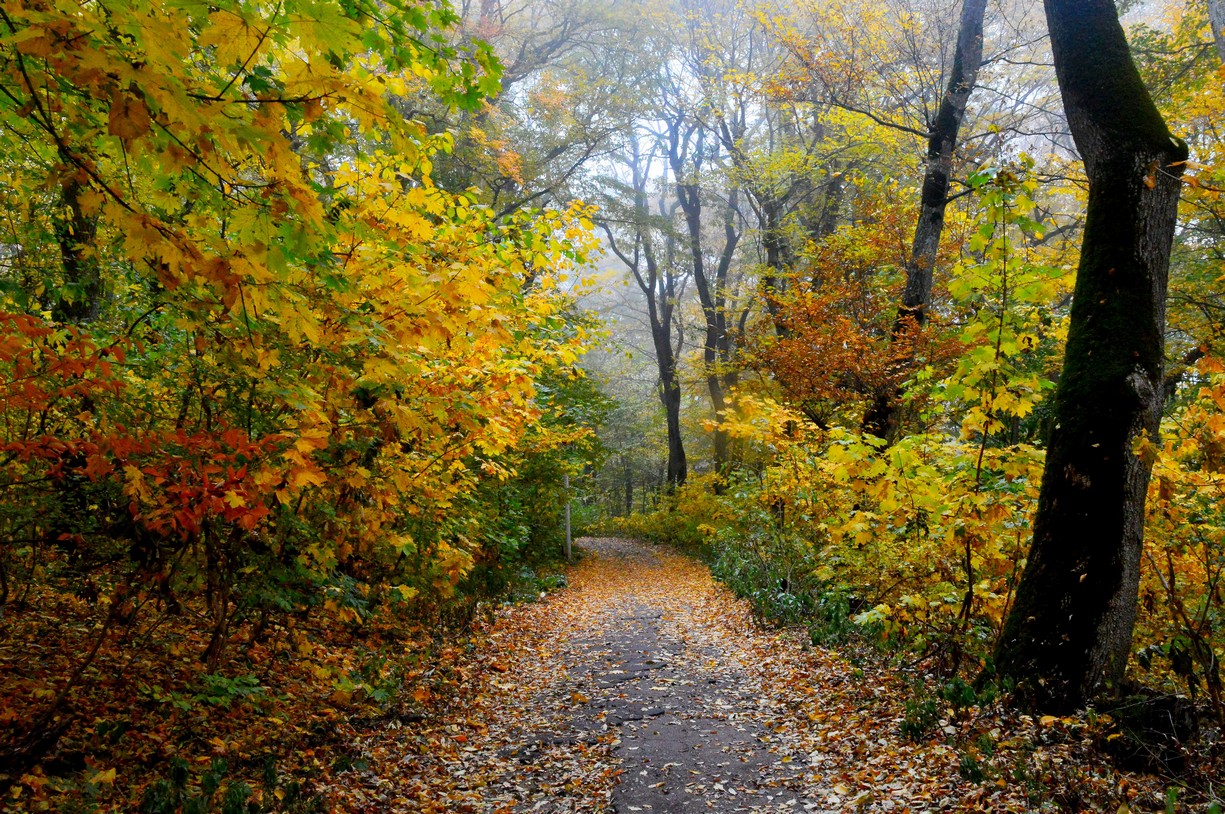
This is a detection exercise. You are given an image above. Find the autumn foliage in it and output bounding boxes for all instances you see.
[4,0,1225,807]
[750,198,964,427]
[0,0,600,807]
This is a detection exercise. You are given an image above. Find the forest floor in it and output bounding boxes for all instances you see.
[327,538,1185,813]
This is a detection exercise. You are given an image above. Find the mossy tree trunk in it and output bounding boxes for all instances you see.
[992,0,1187,713]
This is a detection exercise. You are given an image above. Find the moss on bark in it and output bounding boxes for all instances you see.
[991,0,1188,712]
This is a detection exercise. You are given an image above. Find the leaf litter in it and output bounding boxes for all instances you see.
[326,538,1183,812]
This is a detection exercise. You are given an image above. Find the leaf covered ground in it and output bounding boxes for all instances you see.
[324,538,1199,813]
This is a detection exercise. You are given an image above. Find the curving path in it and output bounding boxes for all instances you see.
[331,538,1042,813]
[560,538,809,812]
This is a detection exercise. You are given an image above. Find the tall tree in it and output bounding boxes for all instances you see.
[1209,0,1225,63]
[861,0,989,440]
[666,109,744,478]
[664,0,761,478]
[600,137,690,488]
[992,0,1188,712]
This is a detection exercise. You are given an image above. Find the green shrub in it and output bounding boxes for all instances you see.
[900,697,940,742]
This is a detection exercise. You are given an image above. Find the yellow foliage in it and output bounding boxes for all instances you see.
[0,0,595,612]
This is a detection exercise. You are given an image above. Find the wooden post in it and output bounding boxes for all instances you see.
[563,472,572,562]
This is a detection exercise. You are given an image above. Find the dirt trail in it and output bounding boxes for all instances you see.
[330,538,1040,813]
[559,538,808,811]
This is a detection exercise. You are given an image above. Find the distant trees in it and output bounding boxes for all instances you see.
[600,135,691,489]
[592,0,757,489]
[592,0,1056,490]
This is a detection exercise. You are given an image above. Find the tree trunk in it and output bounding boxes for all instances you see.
[673,153,741,483]
[656,328,689,489]
[674,175,726,471]
[899,0,987,326]
[601,142,688,490]
[52,169,102,324]
[811,165,844,246]
[1209,0,1225,64]
[992,0,1187,713]
[862,0,987,441]
[623,456,633,516]
[760,197,791,335]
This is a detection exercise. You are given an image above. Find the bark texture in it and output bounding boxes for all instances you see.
[861,0,988,441]
[1209,0,1225,64]
[992,0,1187,713]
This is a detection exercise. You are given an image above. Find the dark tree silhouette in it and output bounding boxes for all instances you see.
[992,0,1188,712]
[861,0,988,441]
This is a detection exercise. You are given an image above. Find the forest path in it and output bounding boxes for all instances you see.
[536,537,808,812]
[330,538,1002,812]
